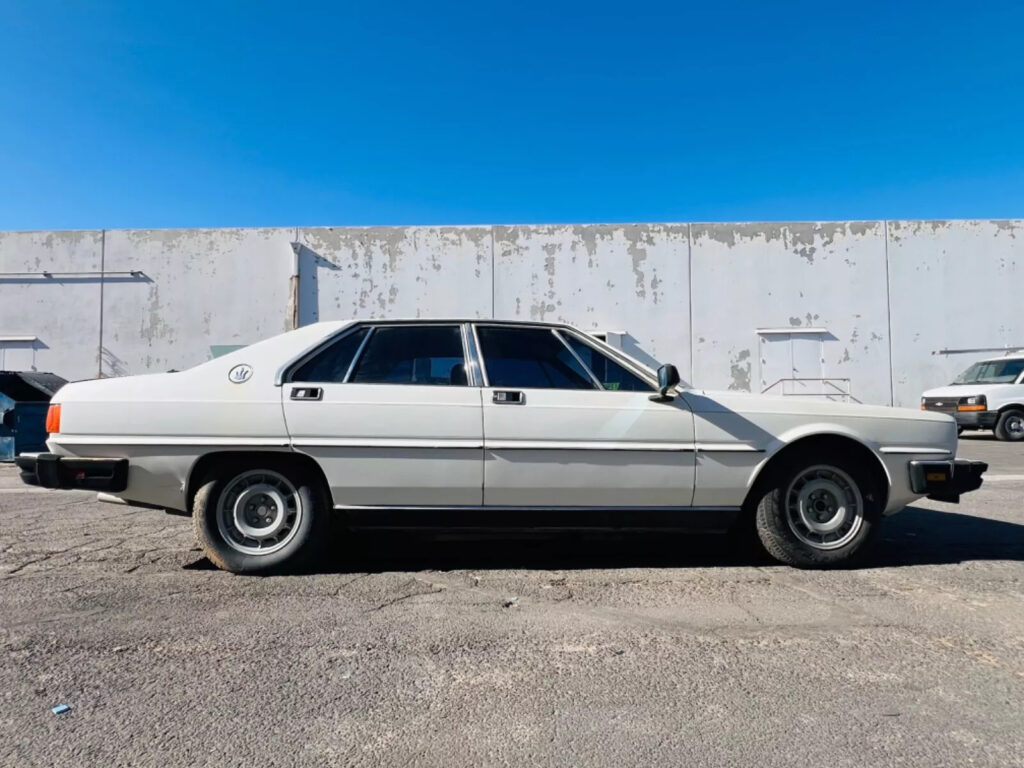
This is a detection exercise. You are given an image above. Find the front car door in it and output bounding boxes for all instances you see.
[282,323,483,507]
[474,324,696,508]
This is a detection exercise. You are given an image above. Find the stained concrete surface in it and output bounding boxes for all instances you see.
[0,435,1022,767]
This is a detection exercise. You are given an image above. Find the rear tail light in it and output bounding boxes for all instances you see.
[45,404,61,434]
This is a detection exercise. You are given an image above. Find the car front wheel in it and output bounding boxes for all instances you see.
[994,409,1024,442]
[192,464,328,574]
[754,456,881,568]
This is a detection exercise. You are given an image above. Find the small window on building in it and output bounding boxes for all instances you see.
[476,326,597,390]
[292,327,370,383]
[349,325,467,386]
[561,333,654,392]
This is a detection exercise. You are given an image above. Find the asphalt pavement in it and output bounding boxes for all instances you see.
[1,433,1022,767]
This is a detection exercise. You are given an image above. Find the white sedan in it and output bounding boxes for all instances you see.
[17,319,986,573]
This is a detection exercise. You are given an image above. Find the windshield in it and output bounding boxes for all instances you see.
[953,358,1024,385]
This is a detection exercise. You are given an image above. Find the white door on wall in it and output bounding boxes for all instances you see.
[758,330,829,397]
[758,333,793,393]
[0,338,39,371]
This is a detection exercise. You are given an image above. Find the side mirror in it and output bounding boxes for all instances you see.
[650,363,681,402]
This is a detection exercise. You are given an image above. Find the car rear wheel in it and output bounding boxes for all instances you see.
[192,464,329,574]
[754,455,881,568]
[994,409,1024,442]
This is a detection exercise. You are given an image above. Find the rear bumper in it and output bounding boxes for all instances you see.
[15,452,129,492]
[908,459,988,503]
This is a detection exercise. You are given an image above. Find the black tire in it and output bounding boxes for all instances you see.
[753,451,882,568]
[994,409,1024,442]
[192,462,329,574]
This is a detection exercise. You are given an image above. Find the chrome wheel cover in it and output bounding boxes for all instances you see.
[216,470,303,556]
[785,465,863,550]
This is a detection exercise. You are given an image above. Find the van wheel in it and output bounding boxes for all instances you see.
[994,409,1024,442]
[192,465,328,574]
[754,455,881,568]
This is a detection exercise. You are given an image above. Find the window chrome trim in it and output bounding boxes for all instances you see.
[460,322,484,387]
[471,323,491,387]
[552,329,603,390]
[342,326,375,383]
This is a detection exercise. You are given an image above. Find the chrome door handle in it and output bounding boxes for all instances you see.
[291,386,323,401]
[492,390,524,404]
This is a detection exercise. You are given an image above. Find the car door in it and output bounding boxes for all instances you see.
[474,324,696,507]
[282,323,483,507]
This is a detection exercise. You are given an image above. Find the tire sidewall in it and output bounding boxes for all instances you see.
[755,454,881,568]
[995,409,1024,442]
[193,465,327,574]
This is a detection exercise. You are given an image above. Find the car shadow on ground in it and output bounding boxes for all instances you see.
[182,505,1024,574]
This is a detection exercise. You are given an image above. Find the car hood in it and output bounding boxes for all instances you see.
[684,388,950,423]
[922,383,1015,399]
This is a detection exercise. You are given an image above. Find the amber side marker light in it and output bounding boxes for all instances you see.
[45,404,61,434]
[957,404,986,412]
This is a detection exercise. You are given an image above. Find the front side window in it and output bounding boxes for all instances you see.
[562,333,654,392]
[476,326,597,390]
[292,327,370,383]
[349,325,467,386]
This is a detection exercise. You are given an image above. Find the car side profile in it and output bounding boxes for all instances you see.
[17,319,986,573]
[921,353,1024,441]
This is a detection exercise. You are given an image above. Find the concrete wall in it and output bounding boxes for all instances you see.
[1,220,1020,406]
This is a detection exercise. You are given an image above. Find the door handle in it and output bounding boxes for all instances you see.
[291,386,323,401]
[492,390,524,404]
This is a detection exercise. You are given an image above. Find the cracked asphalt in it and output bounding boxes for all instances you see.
[1,434,1023,767]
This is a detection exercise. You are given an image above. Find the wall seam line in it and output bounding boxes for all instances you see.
[490,226,496,318]
[687,222,694,384]
[883,219,895,406]
[97,229,106,378]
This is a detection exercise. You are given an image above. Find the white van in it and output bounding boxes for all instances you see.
[922,354,1024,441]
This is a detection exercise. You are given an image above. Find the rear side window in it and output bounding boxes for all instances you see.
[292,327,369,383]
[562,333,654,392]
[349,326,467,386]
[476,327,597,390]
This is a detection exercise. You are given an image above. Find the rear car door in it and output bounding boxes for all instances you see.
[282,323,483,507]
[474,324,696,507]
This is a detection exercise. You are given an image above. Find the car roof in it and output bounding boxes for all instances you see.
[310,318,583,329]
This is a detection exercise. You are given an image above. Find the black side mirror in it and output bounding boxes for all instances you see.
[650,363,681,402]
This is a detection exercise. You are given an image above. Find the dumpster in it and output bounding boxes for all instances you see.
[0,371,67,461]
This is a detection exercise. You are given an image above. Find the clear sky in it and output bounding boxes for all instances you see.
[2,1,1024,229]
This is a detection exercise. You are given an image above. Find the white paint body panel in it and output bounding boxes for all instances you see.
[44,319,958,517]
[284,383,483,506]
[481,388,695,507]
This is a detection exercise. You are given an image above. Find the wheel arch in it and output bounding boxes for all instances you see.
[996,402,1024,414]
[743,433,890,513]
[185,450,331,514]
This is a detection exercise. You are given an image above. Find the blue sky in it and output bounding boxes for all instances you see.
[2,1,1023,229]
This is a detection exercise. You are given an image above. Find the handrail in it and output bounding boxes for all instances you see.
[761,377,861,403]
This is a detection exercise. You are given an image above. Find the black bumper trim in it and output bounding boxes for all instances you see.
[908,459,988,503]
[15,453,129,492]
[954,410,999,429]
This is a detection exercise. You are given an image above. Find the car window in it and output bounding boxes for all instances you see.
[291,327,370,383]
[476,326,597,390]
[349,325,467,386]
[953,358,1024,385]
[561,333,654,392]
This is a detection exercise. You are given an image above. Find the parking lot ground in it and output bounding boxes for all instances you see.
[1,435,1022,767]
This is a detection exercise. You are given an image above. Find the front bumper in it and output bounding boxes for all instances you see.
[908,459,988,503]
[15,452,129,492]
[952,410,999,429]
